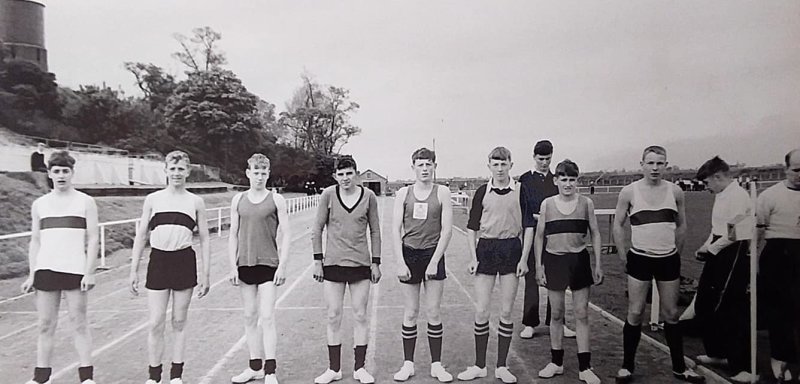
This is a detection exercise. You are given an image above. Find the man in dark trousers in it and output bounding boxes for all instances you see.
[518,140,576,339]
[31,143,52,189]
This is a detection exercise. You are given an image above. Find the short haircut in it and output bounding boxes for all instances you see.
[534,140,553,156]
[642,145,667,160]
[247,153,271,170]
[488,146,512,161]
[411,147,436,163]
[47,150,76,170]
[785,149,800,167]
[555,159,579,177]
[165,150,190,165]
[695,156,730,181]
[335,155,357,172]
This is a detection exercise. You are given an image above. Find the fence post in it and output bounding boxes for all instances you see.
[217,207,223,237]
[98,225,108,270]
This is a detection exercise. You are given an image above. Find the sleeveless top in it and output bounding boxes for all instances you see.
[35,191,92,275]
[629,180,678,257]
[148,191,196,251]
[402,184,442,250]
[477,181,523,239]
[236,191,280,267]
[543,195,590,254]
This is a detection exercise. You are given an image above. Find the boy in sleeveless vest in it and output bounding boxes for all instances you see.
[534,160,604,384]
[519,140,576,340]
[612,146,705,384]
[691,156,755,383]
[129,150,211,384]
[757,148,800,383]
[227,154,291,384]
[312,156,382,384]
[457,147,535,384]
[391,148,454,382]
[22,151,99,384]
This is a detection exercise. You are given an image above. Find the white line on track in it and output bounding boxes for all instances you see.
[197,260,315,384]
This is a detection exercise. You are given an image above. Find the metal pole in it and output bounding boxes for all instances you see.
[99,225,107,269]
[749,181,758,382]
[217,207,222,237]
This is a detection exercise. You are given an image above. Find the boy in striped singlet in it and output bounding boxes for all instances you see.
[534,160,603,384]
[391,148,454,382]
[612,146,705,384]
[458,147,535,384]
[22,151,99,384]
[129,150,211,384]
[312,156,382,384]
[227,154,291,384]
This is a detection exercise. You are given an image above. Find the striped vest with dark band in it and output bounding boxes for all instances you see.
[629,180,678,257]
[543,195,590,255]
[36,192,91,275]
[149,195,196,251]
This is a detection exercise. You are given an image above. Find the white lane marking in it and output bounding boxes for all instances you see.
[197,261,315,384]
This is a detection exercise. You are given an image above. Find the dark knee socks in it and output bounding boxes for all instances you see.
[551,349,564,365]
[664,323,687,372]
[264,359,276,375]
[427,322,443,363]
[33,367,52,384]
[474,321,490,368]
[402,324,417,361]
[148,365,162,382]
[497,321,513,367]
[170,362,184,380]
[328,344,342,371]
[249,358,263,371]
[622,321,642,371]
[578,352,592,371]
[78,366,94,382]
[354,345,368,370]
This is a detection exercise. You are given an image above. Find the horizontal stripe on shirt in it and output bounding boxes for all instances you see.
[630,208,677,226]
[149,211,196,231]
[544,219,589,235]
[40,216,87,230]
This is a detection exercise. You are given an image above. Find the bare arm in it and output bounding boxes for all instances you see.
[431,186,453,265]
[84,197,100,278]
[392,187,408,267]
[22,201,41,292]
[673,185,687,254]
[195,196,211,296]
[587,199,603,271]
[534,200,546,271]
[129,195,154,295]
[613,187,632,260]
[227,193,242,282]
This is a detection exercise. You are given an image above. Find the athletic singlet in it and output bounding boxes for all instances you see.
[148,191,196,251]
[543,195,590,254]
[402,184,442,250]
[35,191,91,275]
[629,180,678,257]
[236,191,280,267]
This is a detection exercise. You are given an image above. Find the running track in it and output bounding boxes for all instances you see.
[0,197,725,384]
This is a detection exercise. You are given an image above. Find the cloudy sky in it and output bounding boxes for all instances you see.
[45,1,800,179]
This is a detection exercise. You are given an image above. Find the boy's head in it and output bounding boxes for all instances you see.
[640,145,668,182]
[533,140,553,172]
[245,153,271,189]
[47,150,76,170]
[695,156,731,194]
[554,159,579,196]
[334,155,358,189]
[411,148,436,182]
[47,151,76,190]
[164,150,191,185]
[487,146,513,181]
[165,150,190,166]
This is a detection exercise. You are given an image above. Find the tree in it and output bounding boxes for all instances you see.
[123,62,176,110]
[0,59,61,118]
[172,26,227,73]
[163,68,261,171]
[278,74,361,156]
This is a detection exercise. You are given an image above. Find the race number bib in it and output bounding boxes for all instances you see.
[413,202,428,220]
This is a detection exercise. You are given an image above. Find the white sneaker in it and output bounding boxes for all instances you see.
[563,325,576,338]
[430,362,453,382]
[314,369,342,384]
[232,367,266,383]
[456,366,487,381]
[81,381,97,384]
[538,362,564,378]
[494,367,517,384]
[696,355,728,366]
[730,371,757,384]
[579,368,601,384]
[144,380,160,384]
[169,379,183,384]
[519,326,535,339]
[394,361,415,381]
[264,373,279,384]
[353,368,375,384]
[25,381,51,384]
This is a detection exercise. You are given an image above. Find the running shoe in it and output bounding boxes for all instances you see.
[729,371,757,384]
[563,325,577,338]
[430,362,452,382]
[456,366,487,381]
[264,373,279,384]
[25,381,51,384]
[81,381,97,384]
[519,326,535,339]
[314,369,342,384]
[538,362,564,378]
[393,361,414,381]
[144,380,160,384]
[353,368,375,384]
[169,379,183,384]
[615,368,633,384]
[696,355,727,366]
[579,368,601,384]
[231,367,265,383]
[494,367,517,383]
[673,368,706,383]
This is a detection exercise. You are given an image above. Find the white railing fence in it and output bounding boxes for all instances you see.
[0,194,322,270]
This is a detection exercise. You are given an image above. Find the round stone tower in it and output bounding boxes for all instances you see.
[0,0,47,71]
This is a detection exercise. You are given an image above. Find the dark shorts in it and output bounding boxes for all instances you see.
[323,266,371,283]
[543,249,594,291]
[476,238,522,276]
[146,247,197,291]
[626,251,680,282]
[33,269,82,291]
[238,265,277,286]
[401,245,446,284]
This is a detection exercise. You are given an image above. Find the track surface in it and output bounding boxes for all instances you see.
[1,197,720,384]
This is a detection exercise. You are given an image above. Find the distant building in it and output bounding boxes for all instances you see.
[359,169,388,196]
[0,0,47,71]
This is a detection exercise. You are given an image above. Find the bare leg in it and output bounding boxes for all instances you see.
[239,283,265,360]
[258,282,277,360]
[64,289,92,366]
[571,287,591,353]
[147,289,170,366]
[548,290,566,350]
[35,290,62,367]
[169,288,193,364]
[323,281,347,345]
[349,279,372,346]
